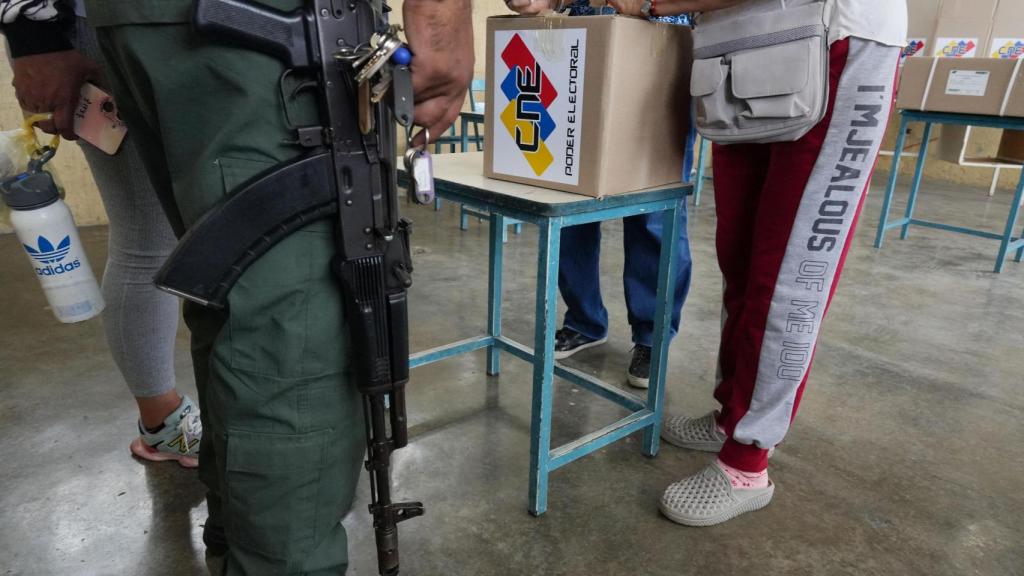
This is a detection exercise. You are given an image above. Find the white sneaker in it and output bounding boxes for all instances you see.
[659,461,775,527]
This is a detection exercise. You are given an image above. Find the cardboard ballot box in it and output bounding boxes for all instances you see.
[896,57,1024,117]
[484,15,693,197]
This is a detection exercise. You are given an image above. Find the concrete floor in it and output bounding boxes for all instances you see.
[1,174,1022,576]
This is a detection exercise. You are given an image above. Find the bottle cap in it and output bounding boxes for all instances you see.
[0,170,60,211]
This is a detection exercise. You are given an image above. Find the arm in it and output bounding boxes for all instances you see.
[607,0,746,17]
[505,0,553,15]
[402,0,474,144]
[2,1,96,139]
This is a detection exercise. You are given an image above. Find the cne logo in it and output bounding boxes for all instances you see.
[992,40,1024,60]
[940,40,976,58]
[499,34,558,176]
[24,235,71,264]
[902,39,925,59]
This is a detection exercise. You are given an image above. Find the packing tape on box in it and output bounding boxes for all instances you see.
[918,57,940,111]
[998,57,1024,117]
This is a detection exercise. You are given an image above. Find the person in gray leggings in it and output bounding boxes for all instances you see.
[3,7,201,467]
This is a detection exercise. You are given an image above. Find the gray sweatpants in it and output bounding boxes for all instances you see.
[73,17,180,399]
[712,37,900,472]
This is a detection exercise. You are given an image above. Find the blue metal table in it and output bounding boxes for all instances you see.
[875,110,1024,273]
[405,152,690,516]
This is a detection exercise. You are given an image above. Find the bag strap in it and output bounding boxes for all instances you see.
[692,1,827,60]
[694,24,822,60]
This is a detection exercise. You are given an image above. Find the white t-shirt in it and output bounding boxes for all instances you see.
[698,0,908,49]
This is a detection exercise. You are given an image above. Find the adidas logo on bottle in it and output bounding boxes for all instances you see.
[22,235,83,276]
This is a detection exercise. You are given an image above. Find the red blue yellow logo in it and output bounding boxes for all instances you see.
[939,39,976,58]
[500,34,558,176]
[992,40,1024,60]
[902,39,925,59]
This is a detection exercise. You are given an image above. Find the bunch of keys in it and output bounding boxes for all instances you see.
[346,25,412,135]
[404,129,434,206]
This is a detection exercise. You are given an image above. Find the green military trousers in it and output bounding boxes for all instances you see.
[85,5,366,573]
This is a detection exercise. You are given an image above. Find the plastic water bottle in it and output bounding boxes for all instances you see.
[1,155,104,323]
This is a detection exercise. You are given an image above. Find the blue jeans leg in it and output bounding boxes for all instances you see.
[558,222,609,341]
[622,204,693,347]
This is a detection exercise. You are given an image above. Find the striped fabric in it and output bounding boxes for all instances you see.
[564,0,691,25]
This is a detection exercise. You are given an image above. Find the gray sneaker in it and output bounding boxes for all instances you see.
[659,462,775,527]
[129,395,202,468]
[661,411,726,452]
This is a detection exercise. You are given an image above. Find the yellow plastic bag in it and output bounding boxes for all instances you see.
[0,114,63,229]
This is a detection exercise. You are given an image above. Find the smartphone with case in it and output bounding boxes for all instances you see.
[73,83,128,155]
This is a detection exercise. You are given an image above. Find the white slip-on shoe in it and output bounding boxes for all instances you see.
[659,461,775,527]
[661,410,726,452]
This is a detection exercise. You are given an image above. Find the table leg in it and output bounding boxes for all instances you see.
[460,116,469,153]
[529,217,562,516]
[875,115,911,249]
[995,170,1024,273]
[1016,219,1024,263]
[642,203,681,457]
[693,136,709,207]
[460,205,470,231]
[900,122,933,241]
[488,213,505,375]
[434,197,442,211]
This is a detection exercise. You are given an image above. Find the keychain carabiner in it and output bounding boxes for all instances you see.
[404,127,434,205]
[22,113,61,160]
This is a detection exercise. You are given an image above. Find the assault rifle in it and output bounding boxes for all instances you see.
[152,0,425,573]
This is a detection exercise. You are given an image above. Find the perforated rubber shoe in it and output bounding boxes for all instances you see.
[659,462,775,527]
[129,395,202,469]
[661,411,727,452]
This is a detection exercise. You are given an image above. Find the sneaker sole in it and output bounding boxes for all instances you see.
[659,483,775,527]
[130,437,198,469]
[554,336,608,360]
[626,372,650,389]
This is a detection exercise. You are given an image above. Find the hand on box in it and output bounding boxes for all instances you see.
[606,0,644,16]
[11,50,99,141]
[505,0,553,15]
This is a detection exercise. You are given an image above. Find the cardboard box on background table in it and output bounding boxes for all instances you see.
[903,0,939,63]
[937,0,999,21]
[896,57,1023,117]
[931,18,992,58]
[484,15,692,197]
[987,0,1024,60]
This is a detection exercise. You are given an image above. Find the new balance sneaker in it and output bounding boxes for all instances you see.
[659,461,775,527]
[129,395,202,468]
[554,328,608,360]
[626,345,652,389]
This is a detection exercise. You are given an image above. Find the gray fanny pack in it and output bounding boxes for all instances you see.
[690,1,829,144]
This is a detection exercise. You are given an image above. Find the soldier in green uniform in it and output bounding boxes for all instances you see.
[27,0,471,573]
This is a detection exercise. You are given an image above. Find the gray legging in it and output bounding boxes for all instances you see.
[73,17,180,399]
